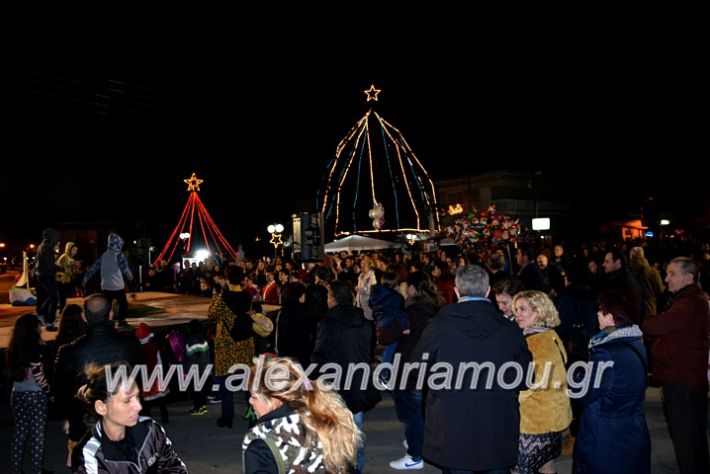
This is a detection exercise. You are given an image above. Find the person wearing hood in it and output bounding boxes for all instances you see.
[82,233,134,328]
[34,227,62,330]
[411,264,532,473]
[311,279,379,474]
[56,242,79,312]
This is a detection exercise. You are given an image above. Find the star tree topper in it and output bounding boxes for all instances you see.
[184,172,204,192]
[364,84,381,102]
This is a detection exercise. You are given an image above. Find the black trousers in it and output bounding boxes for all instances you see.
[663,383,710,474]
[103,288,129,322]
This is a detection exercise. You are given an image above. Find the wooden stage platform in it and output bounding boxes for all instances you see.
[0,292,211,349]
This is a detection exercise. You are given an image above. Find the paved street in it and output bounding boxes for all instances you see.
[0,385,692,473]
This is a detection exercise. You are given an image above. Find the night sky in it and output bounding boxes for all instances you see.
[0,42,704,252]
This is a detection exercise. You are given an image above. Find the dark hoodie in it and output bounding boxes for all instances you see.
[311,303,377,413]
[411,299,532,471]
[34,227,61,277]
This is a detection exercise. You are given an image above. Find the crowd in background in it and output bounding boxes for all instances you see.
[4,228,710,472]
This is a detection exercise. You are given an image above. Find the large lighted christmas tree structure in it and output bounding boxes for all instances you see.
[318,85,439,237]
[153,173,237,264]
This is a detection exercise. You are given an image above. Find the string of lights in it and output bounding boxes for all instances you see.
[153,173,237,265]
[319,85,439,236]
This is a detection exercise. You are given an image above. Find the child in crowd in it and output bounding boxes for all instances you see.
[134,323,169,423]
[185,319,211,415]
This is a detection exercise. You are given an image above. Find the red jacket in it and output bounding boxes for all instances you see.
[643,284,710,391]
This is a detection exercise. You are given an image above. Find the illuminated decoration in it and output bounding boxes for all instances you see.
[447,203,463,216]
[318,87,439,237]
[269,233,283,248]
[405,233,418,246]
[183,172,204,192]
[153,173,237,264]
[368,202,385,230]
[444,203,531,254]
[364,84,381,102]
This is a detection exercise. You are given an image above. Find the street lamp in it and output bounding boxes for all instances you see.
[267,223,284,259]
[179,232,191,253]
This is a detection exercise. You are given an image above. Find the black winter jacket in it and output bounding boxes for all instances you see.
[412,299,532,471]
[54,321,144,418]
[311,304,377,413]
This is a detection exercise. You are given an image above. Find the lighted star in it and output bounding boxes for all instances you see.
[269,233,283,248]
[364,84,381,102]
[184,172,204,192]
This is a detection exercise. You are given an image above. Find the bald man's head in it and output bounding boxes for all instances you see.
[83,293,111,323]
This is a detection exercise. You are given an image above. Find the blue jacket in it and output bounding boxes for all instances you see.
[369,285,409,331]
[573,328,650,473]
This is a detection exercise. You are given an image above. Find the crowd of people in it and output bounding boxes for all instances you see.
[3,227,710,473]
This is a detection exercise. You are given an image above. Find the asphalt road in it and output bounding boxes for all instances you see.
[0,387,688,473]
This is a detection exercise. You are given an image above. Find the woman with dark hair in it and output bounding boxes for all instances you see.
[72,363,187,473]
[49,303,88,462]
[573,289,650,473]
[388,271,443,470]
[276,282,311,366]
[5,313,51,474]
[432,260,457,305]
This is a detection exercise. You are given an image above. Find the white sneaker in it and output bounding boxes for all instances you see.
[389,454,423,470]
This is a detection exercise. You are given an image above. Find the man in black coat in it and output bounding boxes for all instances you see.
[53,293,144,445]
[412,265,532,473]
[311,279,377,474]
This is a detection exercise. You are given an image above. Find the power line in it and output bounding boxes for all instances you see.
[0,53,274,136]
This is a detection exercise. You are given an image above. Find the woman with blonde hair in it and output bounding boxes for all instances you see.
[512,290,572,474]
[242,357,362,474]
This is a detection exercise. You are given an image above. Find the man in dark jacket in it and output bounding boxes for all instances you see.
[602,247,642,313]
[34,227,62,330]
[412,265,532,473]
[54,293,144,447]
[311,279,377,474]
[643,257,710,473]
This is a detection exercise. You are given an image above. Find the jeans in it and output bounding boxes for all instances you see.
[380,342,398,382]
[353,411,365,473]
[391,389,423,460]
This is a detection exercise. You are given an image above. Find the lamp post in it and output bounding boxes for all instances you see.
[179,232,190,268]
[267,223,284,260]
[179,232,191,253]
